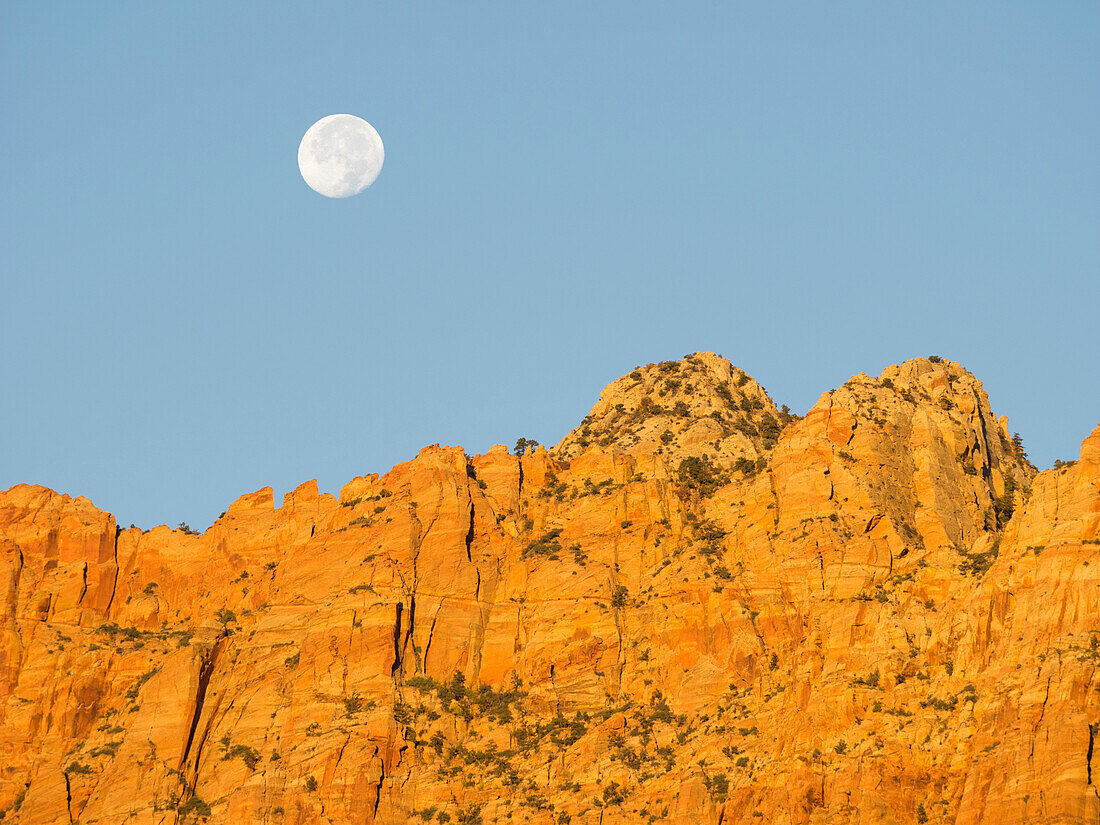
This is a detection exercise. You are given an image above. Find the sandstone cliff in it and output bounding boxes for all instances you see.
[0,353,1096,825]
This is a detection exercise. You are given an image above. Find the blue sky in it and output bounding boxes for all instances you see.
[2,3,1097,529]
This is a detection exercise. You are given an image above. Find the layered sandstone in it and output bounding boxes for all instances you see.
[0,354,1096,825]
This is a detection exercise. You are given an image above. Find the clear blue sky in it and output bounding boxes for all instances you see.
[2,3,1097,530]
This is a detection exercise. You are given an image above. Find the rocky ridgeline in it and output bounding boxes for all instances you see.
[0,354,1096,825]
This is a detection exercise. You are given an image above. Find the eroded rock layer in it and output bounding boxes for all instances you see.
[1,354,1097,824]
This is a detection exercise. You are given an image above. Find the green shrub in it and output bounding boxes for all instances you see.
[677,456,729,497]
[223,744,261,771]
[611,585,629,609]
[854,669,880,688]
[993,475,1017,524]
[126,667,160,700]
[733,456,757,476]
[758,412,782,448]
[178,796,212,820]
[959,538,1000,577]
[457,803,484,824]
[703,772,729,800]
[514,438,539,457]
[523,529,562,560]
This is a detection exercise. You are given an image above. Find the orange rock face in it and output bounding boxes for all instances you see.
[0,353,1097,824]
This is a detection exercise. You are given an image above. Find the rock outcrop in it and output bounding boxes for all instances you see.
[0,354,1096,824]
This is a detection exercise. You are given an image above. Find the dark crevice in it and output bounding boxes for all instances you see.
[1029,677,1052,759]
[64,770,74,823]
[390,603,404,677]
[179,636,224,779]
[422,613,439,673]
[38,592,53,622]
[976,406,993,467]
[464,499,475,564]
[77,562,88,605]
[333,734,350,772]
[104,525,121,617]
[1088,722,1096,785]
[406,594,415,656]
[371,754,386,818]
[183,642,228,797]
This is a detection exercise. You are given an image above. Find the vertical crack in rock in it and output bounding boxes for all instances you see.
[77,562,88,605]
[402,509,423,678]
[465,498,475,564]
[1030,676,1052,759]
[38,592,53,622]
[9,545,25,614]
[608,570,626,699]
[405,594,416,672]
[1087,722,1096,785]
[471,586,489,684]
[179,635,224,782]
[390,602,404,677]
[8,546,26,655]
[422,613,439,673]
[104,525,121,617]
[371,754,386,820]
[467,482,492,683]
[333,733,351,773]
[64,770,73,824]
[976,405,993,471]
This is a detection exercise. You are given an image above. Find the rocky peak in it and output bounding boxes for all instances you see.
[827,356,1035,505]
[766,357,1038,585]
[552,352,798,469]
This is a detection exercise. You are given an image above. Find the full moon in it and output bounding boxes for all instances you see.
[298,114,384,198]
